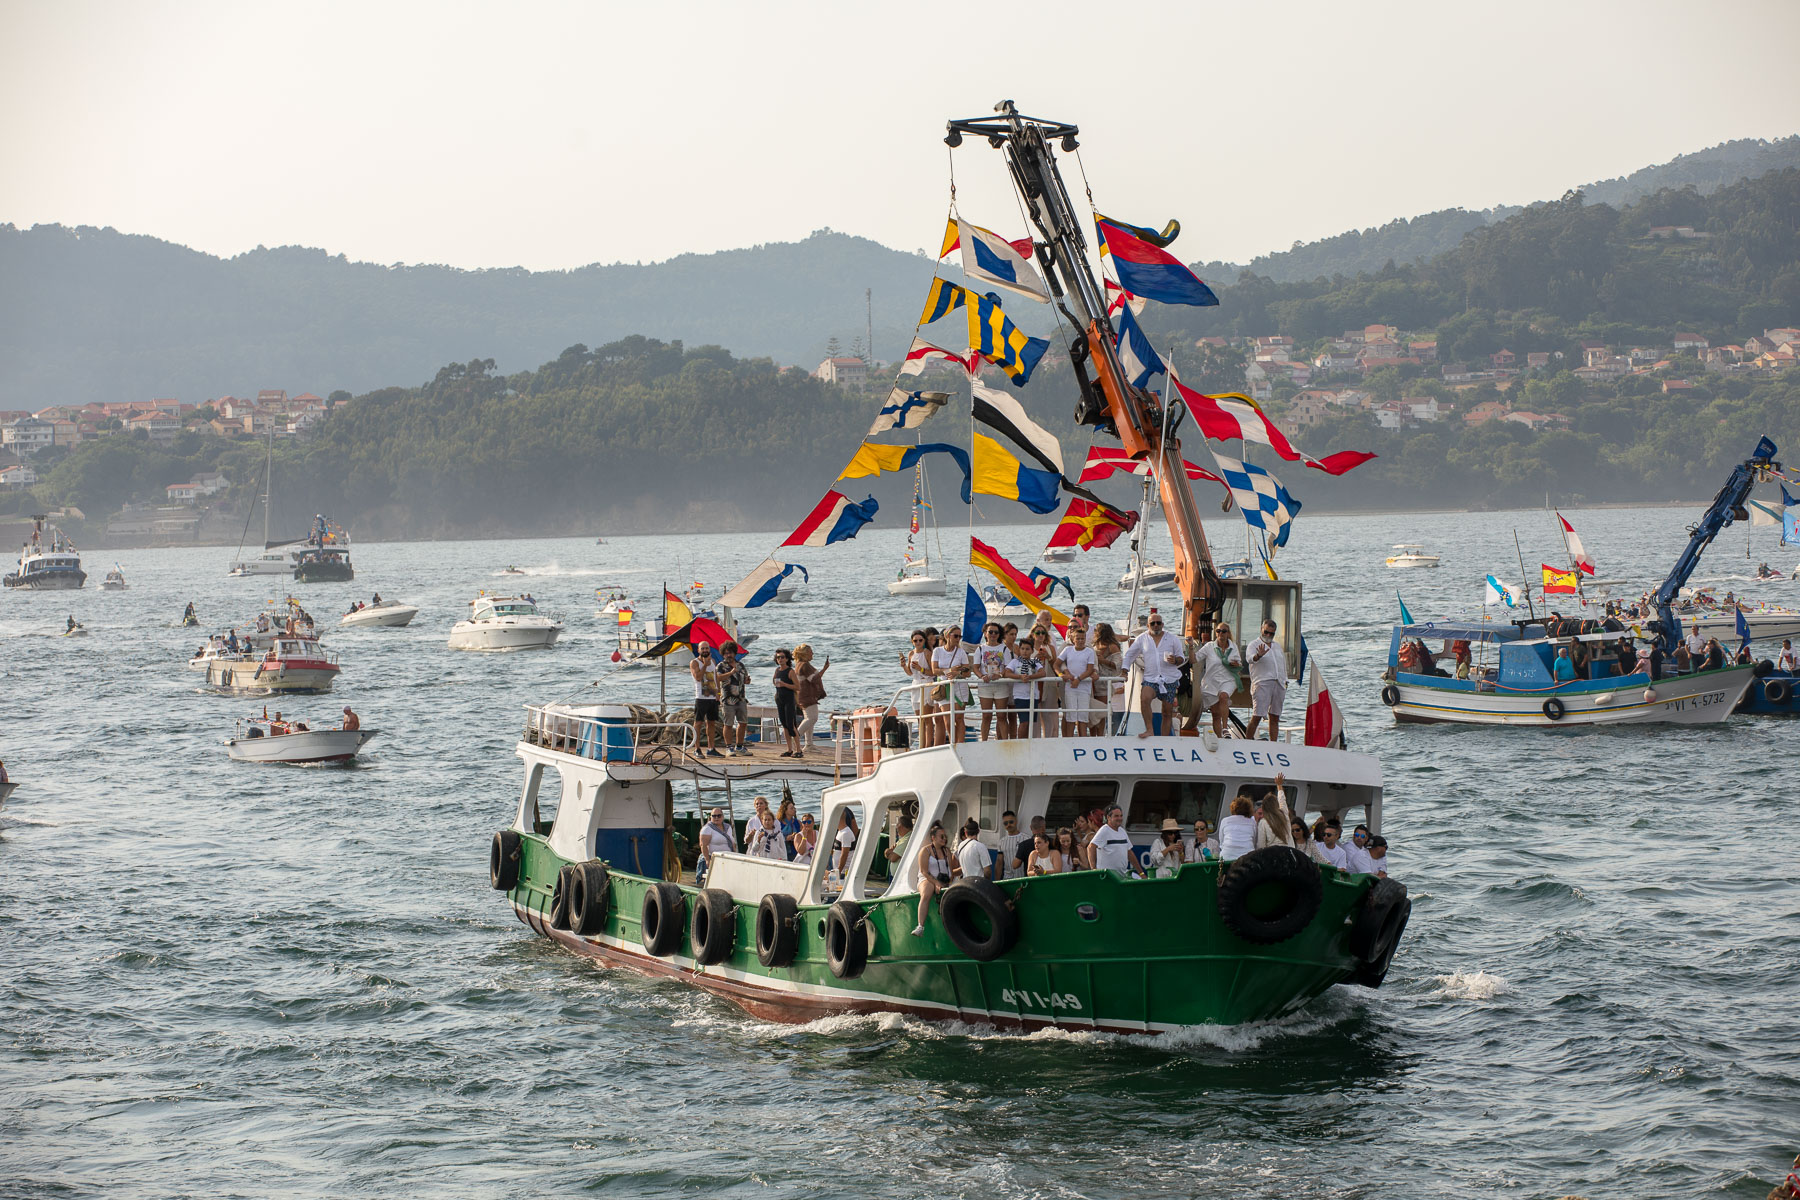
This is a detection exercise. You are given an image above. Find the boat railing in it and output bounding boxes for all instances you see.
[521,704,697,763]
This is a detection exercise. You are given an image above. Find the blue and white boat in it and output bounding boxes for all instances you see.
[3,516,85,590]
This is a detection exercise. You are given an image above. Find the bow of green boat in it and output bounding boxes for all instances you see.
[488,702,1410,1034]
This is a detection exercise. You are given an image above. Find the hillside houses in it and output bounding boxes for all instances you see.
[3,389,341,460]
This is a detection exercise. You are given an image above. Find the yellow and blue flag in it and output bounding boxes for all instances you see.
[971,432,1060,515]
[918,278,1048,385]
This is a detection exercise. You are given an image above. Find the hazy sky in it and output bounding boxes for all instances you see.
[3,0,1796,272]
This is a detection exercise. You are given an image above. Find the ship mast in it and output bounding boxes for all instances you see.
[947,101,1223,638]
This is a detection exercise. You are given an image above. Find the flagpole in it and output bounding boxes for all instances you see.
[1513,531,1538,623]
[659,579,668,719]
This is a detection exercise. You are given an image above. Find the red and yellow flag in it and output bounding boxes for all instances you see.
[663,590,693,627]
[970,537,1068,632]
[1045,498,1137,552]
[1541,565,1580,595]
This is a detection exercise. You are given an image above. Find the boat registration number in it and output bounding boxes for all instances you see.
[1665,691,1727,712]
[1000,988,1083,1011]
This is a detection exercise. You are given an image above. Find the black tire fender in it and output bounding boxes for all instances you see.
[756,893,800,968]
[939,879,1018,961]
[1216,846,1323,946]
[1543,697,1566,721]
[569,861,611,936]
[640,881,685,957]
[549,864,576,931]
[489,829,522,891]
[1764,678,1791,705]
[1347,879,1412,989]
[1380,683,1400,707]
[825,899,868,979]
[689,888,736,965]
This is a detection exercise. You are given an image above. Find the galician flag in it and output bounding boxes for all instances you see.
[1485,575,1517,608]
[1557,513,1596,575]
[1302,639,1346,749]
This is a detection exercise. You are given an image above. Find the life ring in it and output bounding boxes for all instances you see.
[1380,684,1400,707]
[569,861,611,936]
[549,864,576,931]
[689,888,736,965]
[489,830,522,890]
[1542,697,1566,721]
[640,882,685,956]
[1764,679,1792,705]
[1216,847,1323,945]
[825,899,868,979]
[756,893,800,968]
[1346,878,1411,989]
[938,879,1018,961]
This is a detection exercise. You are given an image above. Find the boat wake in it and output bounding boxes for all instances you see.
[1430,970,1510,1001]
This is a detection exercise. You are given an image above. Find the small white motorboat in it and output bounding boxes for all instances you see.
[1116,561,1178,592]
[100,566,128,590]
[226,724,378,764]
[340,599,419,628]
[1385,544,1441,569]
[1041,545,1077,564]
[449,594,563,651]
[594,589,634,618]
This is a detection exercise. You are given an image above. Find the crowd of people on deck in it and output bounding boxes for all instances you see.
[687,640,829,759]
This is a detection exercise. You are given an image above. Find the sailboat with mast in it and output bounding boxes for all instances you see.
[887,460,946,595]
[227,426,307,577]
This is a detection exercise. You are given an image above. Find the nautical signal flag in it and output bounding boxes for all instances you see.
[970,536,1068,632]
[919,278,1049,385]
[839,442,973,504]
[720,559,809,609]
[781,490,880,548]
[1114,303,1164,389]
[867,388,950,435]
[969,381,1065,474]
[1103,276,1147,319]
[971,432,1061,515]
[1095,216,1218,308]
[1077,445,1223,487]
[1301,638,1346,750]
[896,334,978,378]
[1210,448,1302,549]
[939,216,1048,303]
[1172,371,1375,477]
[1541,565,1580,594]
[1046,498,1137,552]
[1556,513,1596,575]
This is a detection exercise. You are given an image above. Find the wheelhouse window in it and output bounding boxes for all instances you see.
[1127,779,1223,831]
[1044,779,1120,829]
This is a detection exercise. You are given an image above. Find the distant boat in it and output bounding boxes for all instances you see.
[1385,544,1441,569]
[4,515,85,590]
[449,595,563,652]
[887,461,946,596]
[340,599,419,628]
[0,779,16,811]
[100,565,128,590]
[227,724,378,764]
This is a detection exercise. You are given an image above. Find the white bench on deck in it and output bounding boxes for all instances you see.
[704,852,810,902]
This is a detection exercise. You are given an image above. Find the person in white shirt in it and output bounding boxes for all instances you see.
[955,818,991,882]
[1244,619,1288,741]
[1085,806,1144,877]
[1029,612,1066,724]
[697,808,736,883]
[1216,796,1257,860]
[1684,625,1708,664]
[1148,820,1187,878]
[1366,835,1391,878]
[900,629,935,744]
[912,823,955,936]
[1120,615,1186,738]
[1254,775,1294,850]
[1778,638,1797,673]
[994,811,1029,881]
[1005,638,1045,740]
[931,625,972,746]
[973,623,1011,741]
[1314,820,1349,870]
[1187,818,1221,862]
[1194,624,1242,737]
[833,811,859,874]
[1057,624,1100,736]
[1343,825,1376,874]
[746,809,786,859]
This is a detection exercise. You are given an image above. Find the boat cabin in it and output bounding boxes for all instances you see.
[1387,620,1654,690]
[472,595,542,621]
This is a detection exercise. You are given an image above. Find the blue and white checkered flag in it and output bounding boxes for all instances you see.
[1209,448,1302,548]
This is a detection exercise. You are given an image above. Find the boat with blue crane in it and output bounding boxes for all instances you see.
[1379,437,1780,727]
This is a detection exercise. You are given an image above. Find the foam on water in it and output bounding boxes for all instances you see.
[1431,970,1512,1001]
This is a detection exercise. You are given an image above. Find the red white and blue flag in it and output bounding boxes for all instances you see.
[1301,639,1346,749]
[1096,216,1218,308]
[940,216,1048,303]
[781,490,878,548]
[896,334,978,378]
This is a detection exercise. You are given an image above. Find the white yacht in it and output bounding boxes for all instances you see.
[340,599,419,628]
[887,558,946,596]
[4,516,85,590]
[229,542,309,578]
[1116,560,1177,592]
[100,565,128,590]
[1385,544,1441,569]
[449,595,564,652]
[1041,545,1077,563]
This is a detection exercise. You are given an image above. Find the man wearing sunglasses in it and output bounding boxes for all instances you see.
[1121,615,1186,738]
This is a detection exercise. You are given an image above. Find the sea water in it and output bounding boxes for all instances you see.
[2,507,1797,1198]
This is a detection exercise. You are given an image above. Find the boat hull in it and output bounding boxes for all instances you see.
[226,729,377,763]
[1388,665,1756,726]
[294,561,355,583]
[1681,614,1800,642]
[340,605,418,628]
[448,621,562,651]
[505,839,1382,1033]
[1736,670,1800,715]
[3,570,86,589]
[205,658,339,695]
[887,576,946,596]
[0,780,15,809]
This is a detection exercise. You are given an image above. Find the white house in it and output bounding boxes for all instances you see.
[1,417,55,456]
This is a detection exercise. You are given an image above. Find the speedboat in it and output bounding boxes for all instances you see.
[1116,561,1178,592]
[1385,545,1440,569]
[340,599,419,628]
[500,566,527,576]
[204,635,340,695]
[1041,545,1077,563]
[594,589,634,617]
[4,516,85,590]
[100,567,128,590]
[227,722,378,764]
[449,595,563,651]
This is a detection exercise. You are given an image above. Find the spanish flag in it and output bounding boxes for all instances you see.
[971,432,1060,515]
[970,536,1068,632]
[616,607,634,627]
[664,590,693,627]
[1541,565,1580,595]
[1045,498,1138,552]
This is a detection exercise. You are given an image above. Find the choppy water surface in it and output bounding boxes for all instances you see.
[3,507,1797,1199]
